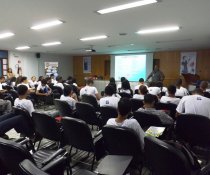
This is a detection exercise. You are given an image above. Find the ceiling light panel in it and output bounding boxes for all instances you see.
[31,20,63,30]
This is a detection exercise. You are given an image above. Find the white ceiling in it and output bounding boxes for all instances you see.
[0,0,210,55]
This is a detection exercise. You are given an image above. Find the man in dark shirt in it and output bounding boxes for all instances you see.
[146,65,165,83]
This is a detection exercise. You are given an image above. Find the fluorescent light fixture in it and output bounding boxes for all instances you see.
[80,35,107,41]
[137,26,180,34]
[15,46,30,50]
[97,0,157,14]
[0,32,15,39]
[31,20,63,30]
[85,49,92,52]
[42,41,62,46]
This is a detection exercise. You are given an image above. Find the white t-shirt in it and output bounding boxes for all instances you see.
[0,83,2,90]
[14,98,35,116]
[107,118,145,150]
[60,95,77,110]
[80,85,98,97]
[175,87,189,97]
[100,96,120,109]
[54,82,64,90]
[17,83,30,89]
[148,87,161,96]
[176,95,210,118]
[37,84,50,93]
[133,94,144,100]
[51,79,57,84]
[28,80,38,88]
[119,89,132,94]
[134,84,148,91]
[160,96,180,105]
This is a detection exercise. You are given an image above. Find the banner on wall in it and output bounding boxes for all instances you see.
[45,62,58,76]
[180,52,196,75]
[83,56,91,73]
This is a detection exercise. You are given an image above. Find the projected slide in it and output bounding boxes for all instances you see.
[115,55,146,81]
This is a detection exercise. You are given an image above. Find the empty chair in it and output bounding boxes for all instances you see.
[81,94,99,110]
[102,125,144,170]
[54,99,73,117]
[133,111,163,130]
[118,92,132,98]
[0,138,67,175]
[155,102,177,119]
[76,102,101,128]
[61,117,99,170]
[100,106,118,126]
[130,99,144,112]
[144,136,210,175]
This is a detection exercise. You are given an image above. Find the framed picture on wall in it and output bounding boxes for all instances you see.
[45,62,59,76]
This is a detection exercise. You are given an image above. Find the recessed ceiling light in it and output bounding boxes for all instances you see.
[137,26,180,34]
[42,41,62,46]
[130,44,135,46]
[31,20,63,30]
[97,0,158,14]
[15,46,30,50]
[0,32,15,39]
[80,35,108,41]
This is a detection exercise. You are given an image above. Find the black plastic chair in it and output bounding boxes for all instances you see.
[0,138,67,175]
[76,102,101,128]
[118,92,132,98]
[81,94,99,111]
[130,99,144,112]
[54,99,73,117]
[61,117,98,170]
[155,102,177,120]
[102,125,144,171]
[8,89,19,105]
[100,106,118,126]
[133,111,164,130]
[32,112,63,150]
[52,86,63,98]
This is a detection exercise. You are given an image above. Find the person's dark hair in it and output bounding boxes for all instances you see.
[63,86,72,96]
[192,88,204,96]
[20,76,27,83]
[200,81,208,91]
[15,76,22,86]
[56,76,63,82]
[139,78,144,83]
[109,77,115,84]
[120,77,126,82]
[139,85,148,95]
[17,85,28,96]
[156,82,163,88]
[144,94,158,104]
[86,78,93,85]
[38,76,44,82]
[168,85,176,95]
[121,80,131,90]
[41,79,47,85]
[105,85,115,96]
[10,77,16,82]
[50,74,54,78]
[7,68,12,73]
[67,76,73,81]
[118,98,132,116]
[176,79,182,87]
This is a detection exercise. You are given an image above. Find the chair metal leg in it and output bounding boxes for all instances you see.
[91,154,96,171]
[37,139,42,151]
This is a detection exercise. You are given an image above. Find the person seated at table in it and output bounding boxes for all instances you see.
[133,85,148,100]
[134,78,148,93]
[175,78,189,97]
[80,78,100,100]
[119,80,133,96]
[36,79,52,96]
[160,85,180,105]
[28,76,38,89]
[17,76,30,88]
[54,76,64,90]
[107,98,145,150]
[60,86,78,110]
[138,94,174,125]
[100,85,120,109]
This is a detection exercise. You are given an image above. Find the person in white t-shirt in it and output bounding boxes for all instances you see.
[133,85,148,100]
[148,82,161,96]
[0,76,7,93]
[28,76,38,89]
[100,85,120,109]
[0,85,35,137]
[176,88,210,118]
[119,80,133,96]
[160,85,180,105]
[107,98,145,150]
[134,78,148,93]
[17,76,30,89]
[80,78,100,100]
[36,79,52,96]
[54,76,64,90]
[175,79,189,97]
[50,74,57,84]
[60,85,78,110]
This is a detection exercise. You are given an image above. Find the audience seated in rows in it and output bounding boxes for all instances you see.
[148,82,161,96]
[175,79,189,97]
[36,79,52,97]
[54,76,64,90]
[28,76,38,89]
[133,85,148,100]
[160,85,180,105]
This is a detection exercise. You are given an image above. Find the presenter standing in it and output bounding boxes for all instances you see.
[146,65,165,82]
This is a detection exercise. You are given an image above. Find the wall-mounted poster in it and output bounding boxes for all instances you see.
[45,62,58,76]
[83,56,91,73]
[180,52,196,75]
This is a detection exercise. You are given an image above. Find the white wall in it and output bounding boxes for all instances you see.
[8,51,73,79]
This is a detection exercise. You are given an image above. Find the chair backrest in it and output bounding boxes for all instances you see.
[19,159,49,175]
[76,102,100,126]
[61,117,95,152]
[0,138,34,174]
[100,106,118,126]
[133,111,163,130]
[176,114,210,147]
[118,92,132,98]
[144,136,192,175]
[54,99,73,117]
[32,112,62,142]
[102,125,143,164]
[155,102,177,119]
[81,94,99,110]
[130,99,144,112]
[52,86,63,95]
